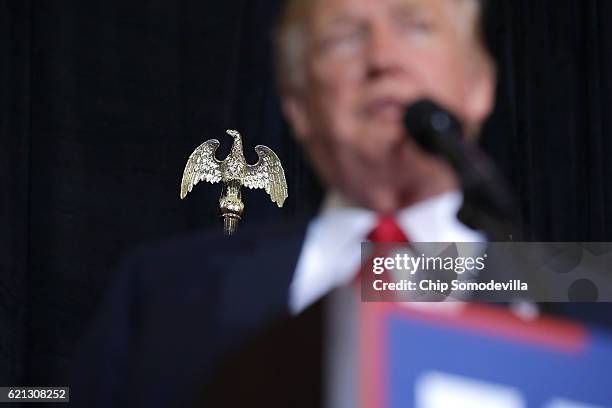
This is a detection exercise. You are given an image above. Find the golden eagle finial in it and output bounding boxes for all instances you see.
[180,129,288,235]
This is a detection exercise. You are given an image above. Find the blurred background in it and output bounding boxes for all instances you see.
[1,0,612,390]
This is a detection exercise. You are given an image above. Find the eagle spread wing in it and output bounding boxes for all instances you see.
[180,139,223,199]
[244,145,288,207]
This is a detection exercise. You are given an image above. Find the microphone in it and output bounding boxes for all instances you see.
[403,99,518,239]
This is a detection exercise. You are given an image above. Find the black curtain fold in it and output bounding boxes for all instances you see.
[1,0,612,388]
[482,0,612,241]
[1,0,30,386]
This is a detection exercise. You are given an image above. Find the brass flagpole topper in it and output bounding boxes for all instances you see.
[180,129,288,235]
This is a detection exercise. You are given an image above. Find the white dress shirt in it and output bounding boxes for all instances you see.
[289,190,484,315]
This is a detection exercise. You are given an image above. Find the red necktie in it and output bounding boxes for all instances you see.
[367,215,409,243]
[354,216,409,286]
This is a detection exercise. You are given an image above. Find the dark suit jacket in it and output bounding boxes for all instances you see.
[70,216,315,407]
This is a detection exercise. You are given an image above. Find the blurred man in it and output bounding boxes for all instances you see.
[276,0,493,315]
[72,0,495,406]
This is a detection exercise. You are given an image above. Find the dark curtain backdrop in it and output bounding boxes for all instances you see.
[1,0,612,390]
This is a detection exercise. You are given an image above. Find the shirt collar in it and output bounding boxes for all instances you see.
[315,190,482,243]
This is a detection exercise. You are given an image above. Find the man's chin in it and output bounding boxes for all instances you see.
[350,187,401,214]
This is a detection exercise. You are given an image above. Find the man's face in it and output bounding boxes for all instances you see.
[283,0,494,212]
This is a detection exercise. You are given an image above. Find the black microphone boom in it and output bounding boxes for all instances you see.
[403,99,518,240]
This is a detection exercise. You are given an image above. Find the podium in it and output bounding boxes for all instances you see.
[194,299,612,407]
[361,302,612,407]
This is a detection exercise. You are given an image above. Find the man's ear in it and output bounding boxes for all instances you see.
[282,93,311,142]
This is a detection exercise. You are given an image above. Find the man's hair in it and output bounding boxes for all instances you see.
[274,0,489,93]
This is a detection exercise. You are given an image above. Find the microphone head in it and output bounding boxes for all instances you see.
[403,99,463,154]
